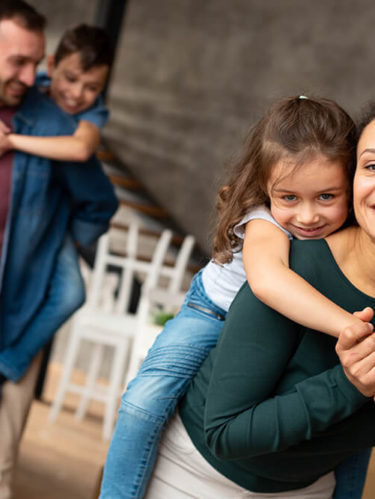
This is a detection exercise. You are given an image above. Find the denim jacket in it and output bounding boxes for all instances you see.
[0,87,118,349]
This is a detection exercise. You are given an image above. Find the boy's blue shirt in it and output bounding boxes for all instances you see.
[0,86,118,349]
[36,71,109,129]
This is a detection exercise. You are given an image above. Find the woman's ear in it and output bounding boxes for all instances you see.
[47,54,55,78]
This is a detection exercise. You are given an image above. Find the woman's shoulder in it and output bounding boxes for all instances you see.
[290,238,330,257]
[289,239,335,282]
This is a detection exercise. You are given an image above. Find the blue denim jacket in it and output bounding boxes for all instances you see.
[0,87,118,349]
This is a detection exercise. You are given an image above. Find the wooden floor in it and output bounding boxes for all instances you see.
[12,362,375,498]
[14,363,109,499]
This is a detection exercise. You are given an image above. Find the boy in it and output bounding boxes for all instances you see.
[0,3,118,496]
[0,24,117,385]
[0,23,113,160]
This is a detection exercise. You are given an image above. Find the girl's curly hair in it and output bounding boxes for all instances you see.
[213,96,356,264]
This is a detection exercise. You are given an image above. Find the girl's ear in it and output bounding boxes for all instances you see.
[47,54,55,77]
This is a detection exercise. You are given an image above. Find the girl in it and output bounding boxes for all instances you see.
[100,96,367,498]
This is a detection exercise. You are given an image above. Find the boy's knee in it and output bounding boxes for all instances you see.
[59,279,86,317]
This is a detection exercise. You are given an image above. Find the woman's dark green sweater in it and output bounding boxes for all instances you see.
[180,239,375,493]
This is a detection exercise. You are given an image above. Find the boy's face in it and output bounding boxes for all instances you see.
[48,52,108,115]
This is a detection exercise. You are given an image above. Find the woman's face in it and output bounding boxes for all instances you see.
[354,119,375,240]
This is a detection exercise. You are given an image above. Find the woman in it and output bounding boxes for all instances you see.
[144,107,375,498]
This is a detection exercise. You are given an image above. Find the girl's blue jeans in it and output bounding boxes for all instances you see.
[99,271,371,499]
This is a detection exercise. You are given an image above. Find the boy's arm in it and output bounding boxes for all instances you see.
[4,120,100,162]
[243,219,363,338]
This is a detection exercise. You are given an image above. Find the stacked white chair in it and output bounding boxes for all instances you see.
[124,234,195,385]
[49,222,175,440]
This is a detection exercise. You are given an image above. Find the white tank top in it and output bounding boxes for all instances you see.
[201,206,292,311]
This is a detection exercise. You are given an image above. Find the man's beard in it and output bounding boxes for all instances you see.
[0,80,28,106]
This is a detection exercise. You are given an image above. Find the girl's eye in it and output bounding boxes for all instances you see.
[283,195,297,202]
[319,193,333,201]
[365,164,375,171]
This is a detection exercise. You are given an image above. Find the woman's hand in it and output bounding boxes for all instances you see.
[336,307,375,398]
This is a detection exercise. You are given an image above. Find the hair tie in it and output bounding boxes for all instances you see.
[299,95,308,100]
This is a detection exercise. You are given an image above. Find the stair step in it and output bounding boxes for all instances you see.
[109,175,142,190]
[118,199,169,218]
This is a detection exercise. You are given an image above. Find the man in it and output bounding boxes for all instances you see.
[0,2,118,497]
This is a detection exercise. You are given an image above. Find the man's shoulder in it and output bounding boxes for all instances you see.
[19,86,75,135]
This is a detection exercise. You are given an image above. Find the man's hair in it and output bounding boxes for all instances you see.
[0,0,46,31]
[54,24,114,71]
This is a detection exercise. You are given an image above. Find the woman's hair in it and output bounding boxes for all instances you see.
[54,24,114,71]
[356,102,375,139]
[213,96,357,264]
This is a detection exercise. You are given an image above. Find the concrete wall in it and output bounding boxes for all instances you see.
[104,0,375,254]
[27,1,375,254]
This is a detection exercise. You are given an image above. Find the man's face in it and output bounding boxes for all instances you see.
[0,18,45,107]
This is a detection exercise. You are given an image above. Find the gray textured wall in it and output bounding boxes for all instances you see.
[104,0,375,253]
[26,1,375,254]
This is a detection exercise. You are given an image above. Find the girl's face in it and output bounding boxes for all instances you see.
[267,154,350,240]
[353,119,375,241]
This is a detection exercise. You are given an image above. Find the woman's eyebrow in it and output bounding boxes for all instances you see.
[359,148,375,158]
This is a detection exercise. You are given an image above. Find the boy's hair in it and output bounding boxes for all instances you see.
[0,0,45,31]
[213,96,357,264]
[54,24,114,71]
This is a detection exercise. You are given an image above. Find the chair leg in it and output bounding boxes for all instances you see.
[49,325,82,422]
[124,346,141,389]
[75,342,104,421]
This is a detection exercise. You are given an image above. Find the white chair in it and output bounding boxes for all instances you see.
[49,223,174,439]
[124,234,195,385]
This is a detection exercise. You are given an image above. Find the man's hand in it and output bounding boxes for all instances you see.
[336,307,375,397]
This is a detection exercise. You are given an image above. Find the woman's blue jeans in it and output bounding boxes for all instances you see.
[99,271,371,498]
[333,448,371,499]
